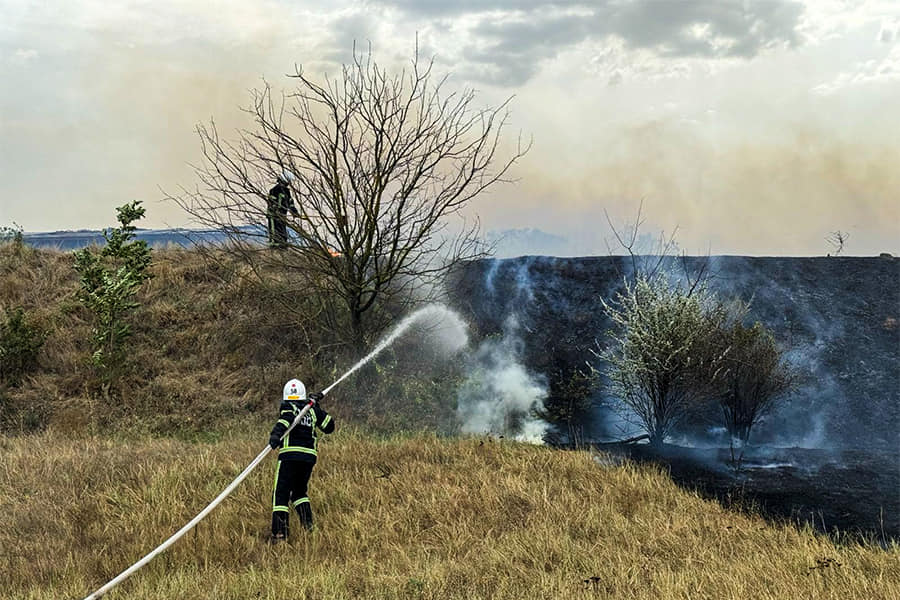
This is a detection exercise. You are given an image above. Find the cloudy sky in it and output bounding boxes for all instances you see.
[1,0,897,255]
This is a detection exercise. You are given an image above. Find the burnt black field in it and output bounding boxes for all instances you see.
[596,442,899,542]
[452,255,900,541]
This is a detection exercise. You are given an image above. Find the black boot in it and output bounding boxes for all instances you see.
[271,511,290,542]
[296,502,314,531]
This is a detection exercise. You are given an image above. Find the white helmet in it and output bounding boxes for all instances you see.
[283,379,306,401]
[277,170,295,184]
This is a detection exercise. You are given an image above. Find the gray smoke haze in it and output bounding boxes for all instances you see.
[454,256,549,442]
[3,1,897,259]
[466,252,900,451]
[477,116,900,257]
[676,255,896,451]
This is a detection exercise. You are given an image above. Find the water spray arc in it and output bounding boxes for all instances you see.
[81,304,465,600]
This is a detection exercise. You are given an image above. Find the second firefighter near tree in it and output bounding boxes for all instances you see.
[268,378,335,541]
[266,172,299,249]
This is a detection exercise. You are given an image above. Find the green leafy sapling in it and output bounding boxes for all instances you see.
[74,201,152,383]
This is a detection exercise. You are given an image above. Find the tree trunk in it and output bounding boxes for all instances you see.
[349,306,365,356]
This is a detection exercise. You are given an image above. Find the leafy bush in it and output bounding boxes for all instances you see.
[538,367,596,447]
[0,307,46,385]
[74,201,152,384]
[594,274,742,445]
[714,321,795,445]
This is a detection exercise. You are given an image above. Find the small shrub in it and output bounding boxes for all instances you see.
[0,223,28,262]
[714,321,795,445]
[0,307,46,385]
[74,201,152,385]
[0,222,24,246]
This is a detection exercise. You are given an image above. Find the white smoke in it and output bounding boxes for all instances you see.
[457,316,548,444]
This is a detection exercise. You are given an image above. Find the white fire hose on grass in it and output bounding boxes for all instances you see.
[81,405,304,600]
[81,305,448,600]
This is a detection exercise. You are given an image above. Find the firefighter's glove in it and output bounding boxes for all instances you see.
[308,392,324,405]
[269,434,281,450]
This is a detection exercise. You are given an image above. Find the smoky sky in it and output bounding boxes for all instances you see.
[1,0,897,256]
[378,0,803,85]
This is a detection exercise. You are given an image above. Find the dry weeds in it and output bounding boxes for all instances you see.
[1,431,897,599]
[0,245,453,436]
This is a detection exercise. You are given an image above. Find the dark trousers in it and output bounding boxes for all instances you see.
[272,460,315,536]
[267,212,288,248]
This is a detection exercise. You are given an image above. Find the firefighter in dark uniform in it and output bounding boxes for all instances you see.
[268,378,335,540]
[267,173,299,249]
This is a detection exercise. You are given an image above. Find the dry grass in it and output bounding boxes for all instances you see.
[2,244,898,598]
[0,245,316,433]
[1,430,897,600]
[0,245,456,436]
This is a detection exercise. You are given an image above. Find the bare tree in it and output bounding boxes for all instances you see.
[826,230,849,256]
[604,199,679,282]
[603,199,711,293]
[173,46,528,352]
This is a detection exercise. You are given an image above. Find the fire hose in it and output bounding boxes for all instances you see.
[80,306,441,600]
[81,403,309,600]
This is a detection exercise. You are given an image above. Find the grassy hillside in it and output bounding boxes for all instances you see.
[1,431,897,600]
[0,244,457,436]
[2,243,898,599]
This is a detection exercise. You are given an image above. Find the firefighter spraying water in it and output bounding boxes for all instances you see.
[81,304,467,600]
[268,379,334,540]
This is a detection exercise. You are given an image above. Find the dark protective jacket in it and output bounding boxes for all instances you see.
[269,401,334,462]
[267,183,298,217]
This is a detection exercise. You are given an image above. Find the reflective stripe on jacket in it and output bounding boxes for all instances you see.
[269,400,335,462]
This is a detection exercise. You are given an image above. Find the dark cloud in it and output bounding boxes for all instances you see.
[320,12,380,63]
[373,0,805,85]
[610,0,804,58]
[462,12,591,85]
[459,47,541,87]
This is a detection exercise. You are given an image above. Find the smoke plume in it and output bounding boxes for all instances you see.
[456,316,548,444]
